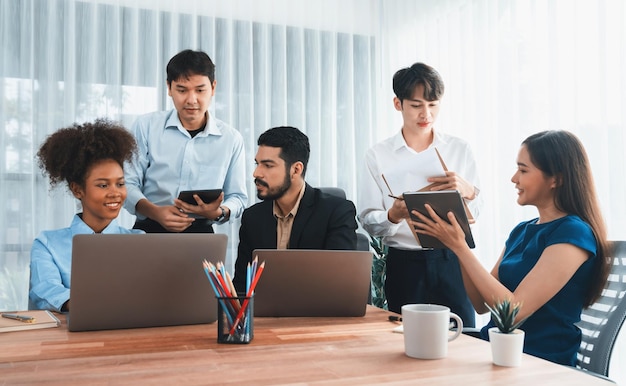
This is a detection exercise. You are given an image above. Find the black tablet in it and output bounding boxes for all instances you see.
[177,189,223,205]
[402,190,475,249]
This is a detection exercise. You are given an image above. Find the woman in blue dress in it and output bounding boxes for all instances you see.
[29,119,144,313]
[412,130,611,366]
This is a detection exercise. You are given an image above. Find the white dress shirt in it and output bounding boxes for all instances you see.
[358,129,483,250]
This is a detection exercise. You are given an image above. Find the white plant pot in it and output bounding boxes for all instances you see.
[488,327,525,367]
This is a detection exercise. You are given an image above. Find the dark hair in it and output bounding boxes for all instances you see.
[37,118,137,189]
[392,62,444,102]
[257,126,310,177]
[523,130,610,307]
[166,49,216,85]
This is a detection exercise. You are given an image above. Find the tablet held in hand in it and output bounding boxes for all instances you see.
[178,189,223,205]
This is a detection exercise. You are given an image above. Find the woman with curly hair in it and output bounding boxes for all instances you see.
[29,118,144,312]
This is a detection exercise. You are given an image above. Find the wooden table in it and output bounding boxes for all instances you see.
[0,306,612,385]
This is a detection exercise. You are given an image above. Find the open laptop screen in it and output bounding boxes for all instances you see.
[69,233,227,331]
[251,249,372,317]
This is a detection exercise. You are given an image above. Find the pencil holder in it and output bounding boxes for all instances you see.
[216,295,254,344]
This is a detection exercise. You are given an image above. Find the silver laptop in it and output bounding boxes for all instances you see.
[251,249,373,317]
[69,233,227,332]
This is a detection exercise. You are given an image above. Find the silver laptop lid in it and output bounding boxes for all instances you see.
[251,249,372,317]
[69,233,227,331]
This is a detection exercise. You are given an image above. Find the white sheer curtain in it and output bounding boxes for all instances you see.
[2,0,625,379]
[0,0,376,310]
[377,0,626,381]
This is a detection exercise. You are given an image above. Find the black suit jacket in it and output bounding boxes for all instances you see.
[233,184,358,293]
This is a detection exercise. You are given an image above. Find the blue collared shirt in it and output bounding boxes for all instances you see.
[29,215,144,312]
[123,109,248,221]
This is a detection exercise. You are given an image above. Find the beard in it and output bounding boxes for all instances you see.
[255,174,291,201]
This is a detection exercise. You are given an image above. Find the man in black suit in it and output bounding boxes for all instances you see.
[233,126,358,293]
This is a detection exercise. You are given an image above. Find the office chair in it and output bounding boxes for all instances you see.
[576,240,626,381]
[318,187,370,252]
[319,186,375,305]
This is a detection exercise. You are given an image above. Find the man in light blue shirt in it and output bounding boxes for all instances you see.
[124,50,247,233]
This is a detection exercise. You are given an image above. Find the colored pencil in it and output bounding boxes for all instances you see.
[210,263,240,315]
[202,261,234,325]
[225,271,241,308]
[204,260,240,323]
[229,261,265,335]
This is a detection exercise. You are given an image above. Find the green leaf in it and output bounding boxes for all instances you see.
[485,299,527,334]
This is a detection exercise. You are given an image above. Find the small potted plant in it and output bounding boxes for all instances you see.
[485,299,526,367]
[369,236,388,310]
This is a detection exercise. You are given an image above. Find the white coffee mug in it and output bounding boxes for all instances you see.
[401,304,463,359]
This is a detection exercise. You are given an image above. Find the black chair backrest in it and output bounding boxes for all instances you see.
[319,187,346,200]
[318,187,370,252]
[577,240,626,377]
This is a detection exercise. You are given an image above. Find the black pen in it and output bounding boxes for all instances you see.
[387,194,404,201]
[388,315,402,322]
[1,313,36,323]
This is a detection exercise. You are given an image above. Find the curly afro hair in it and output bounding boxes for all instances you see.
[37,118,137,189]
